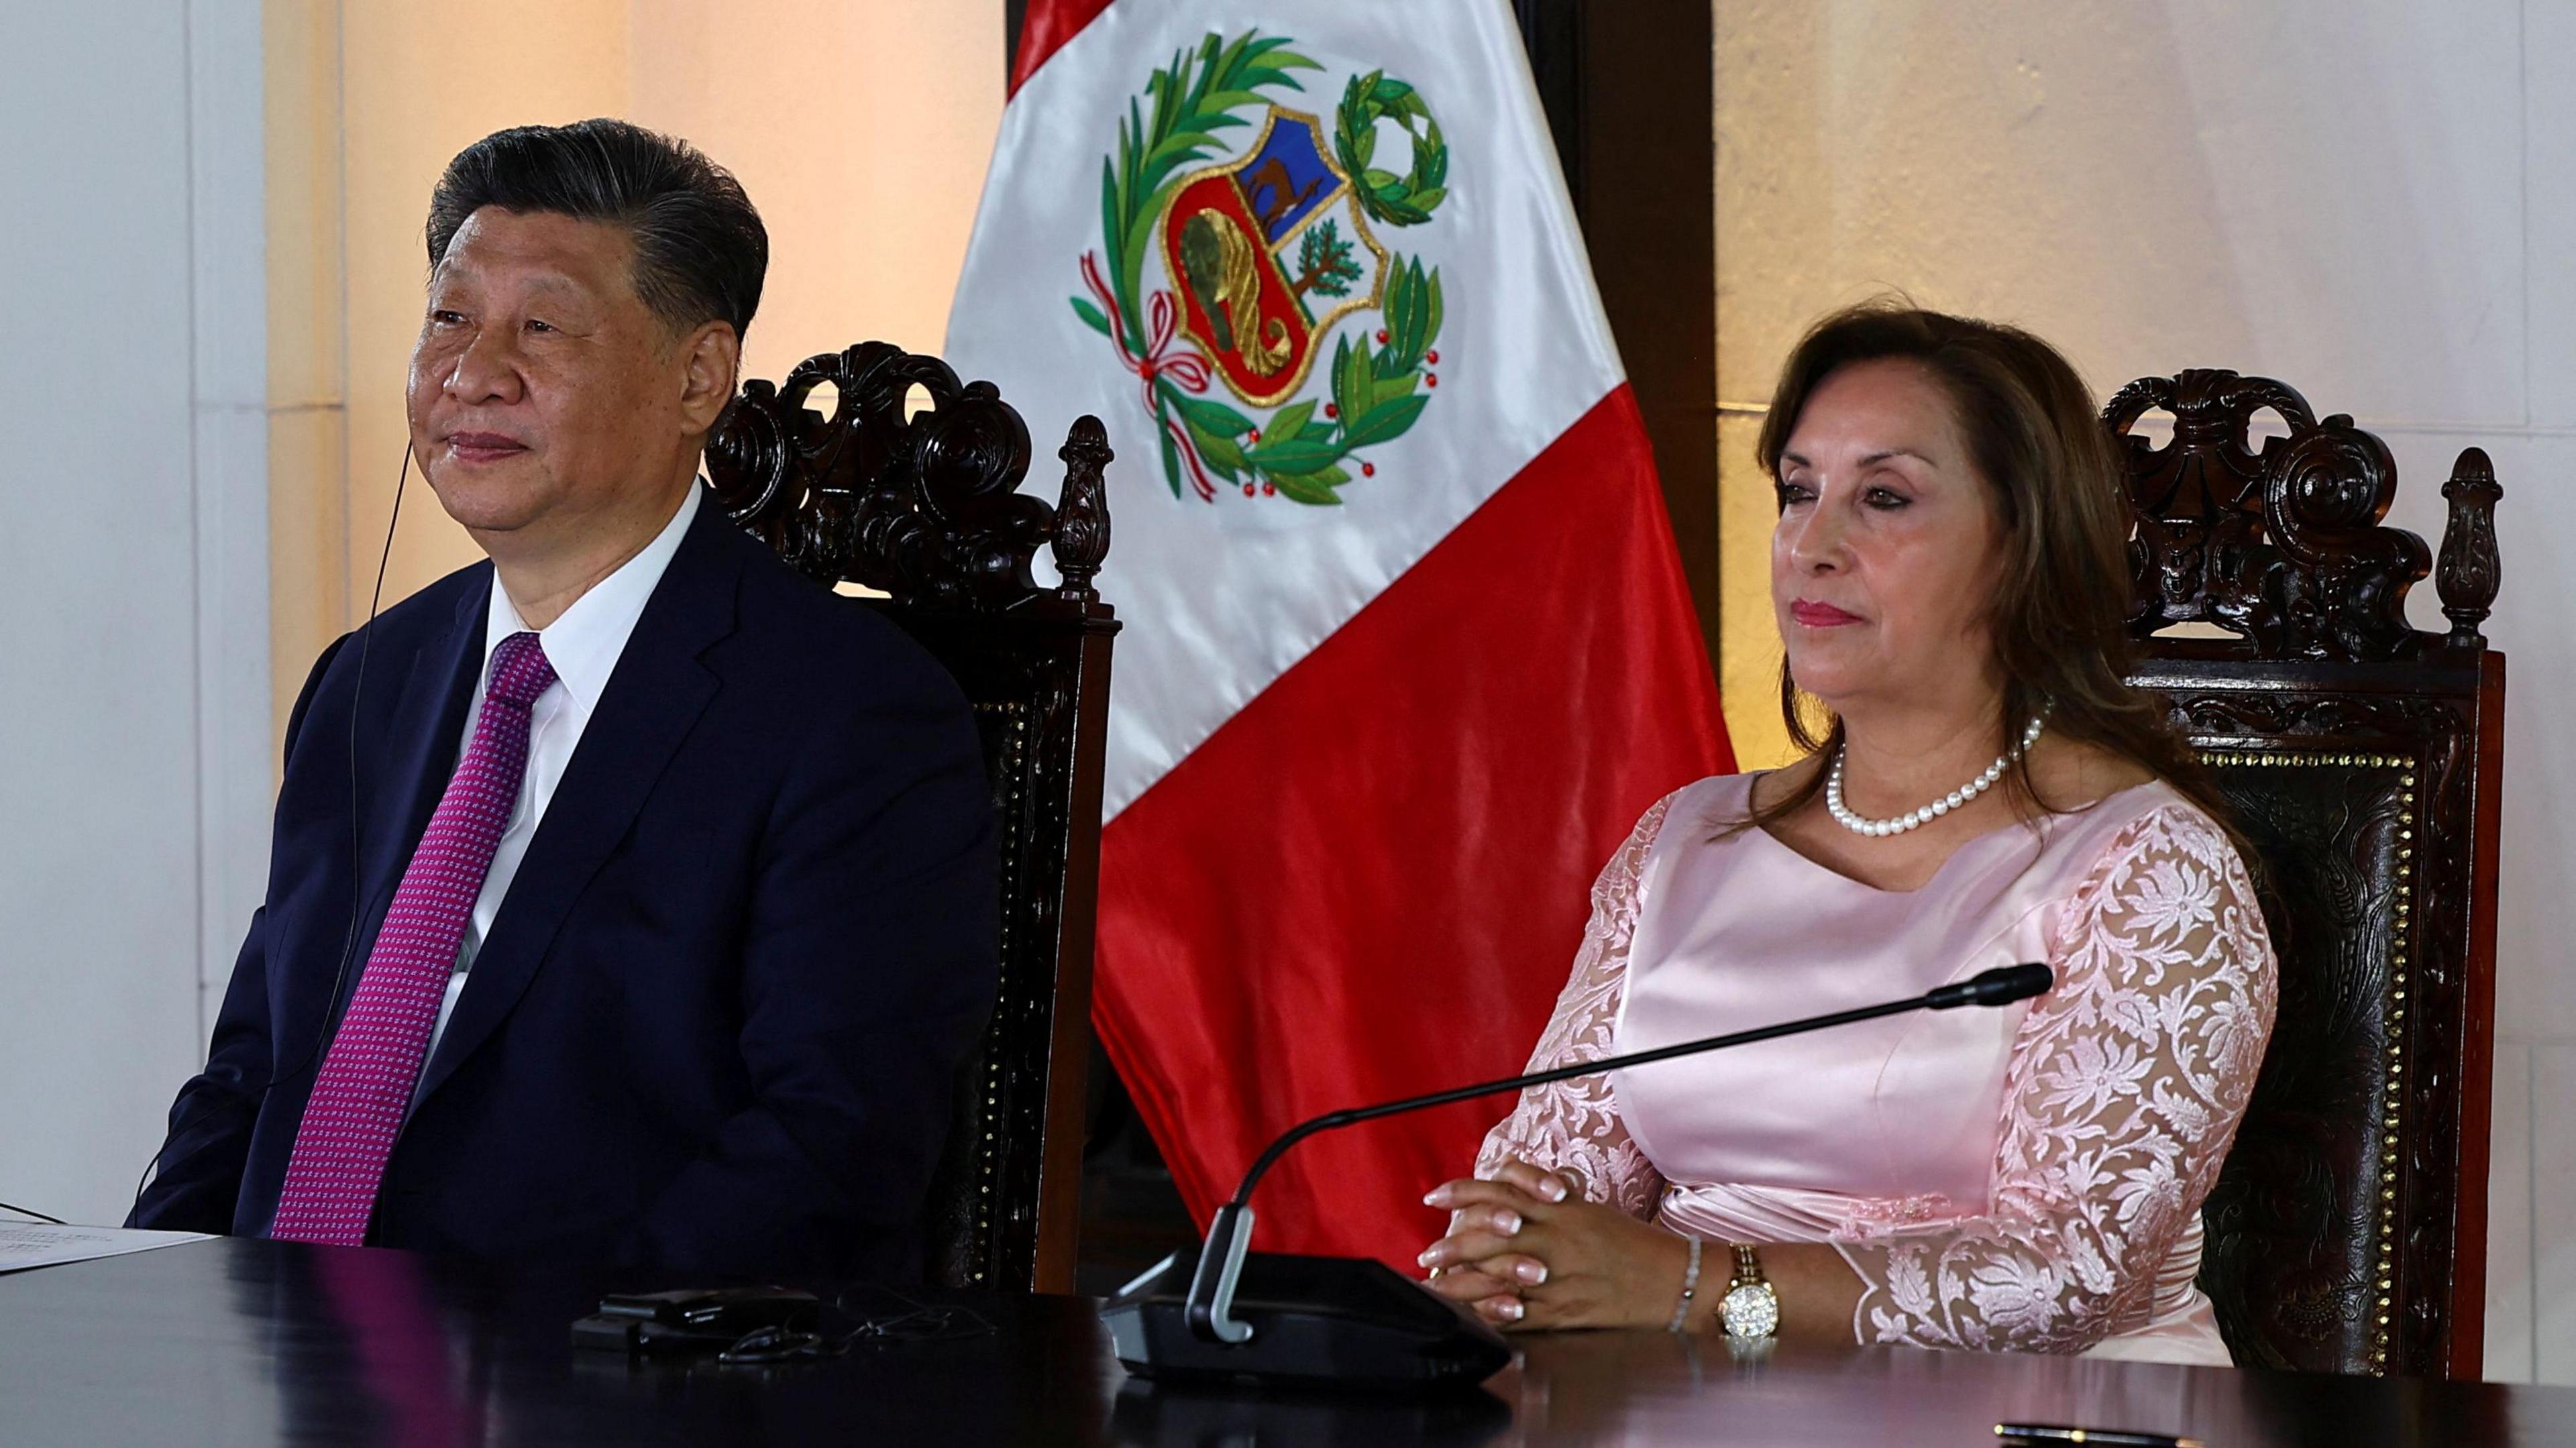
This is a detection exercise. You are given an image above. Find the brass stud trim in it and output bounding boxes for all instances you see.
[2202,744,2416,1373]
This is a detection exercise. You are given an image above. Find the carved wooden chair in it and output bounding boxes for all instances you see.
[2108,371,2504,1378]
[703,343,1118,1293]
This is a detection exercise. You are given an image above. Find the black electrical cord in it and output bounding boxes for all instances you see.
[715,1288,996,1364]
[127,442,412,1212]
[0,1199,66,1225]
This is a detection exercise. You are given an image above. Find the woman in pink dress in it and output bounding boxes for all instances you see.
[1417,304,2277,1366]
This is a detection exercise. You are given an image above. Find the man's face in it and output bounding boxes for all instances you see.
[406,207,724,545]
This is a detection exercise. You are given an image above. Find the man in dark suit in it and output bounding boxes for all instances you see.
[129,119,998,1280]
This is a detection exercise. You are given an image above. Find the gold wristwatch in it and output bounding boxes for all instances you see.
[1715,1243,1780,1342]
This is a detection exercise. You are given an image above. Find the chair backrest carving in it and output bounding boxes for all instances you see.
[705,341,1118,1292]
[2108,370,2504,1378]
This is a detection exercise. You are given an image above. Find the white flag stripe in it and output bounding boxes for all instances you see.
[948,0,1625,817]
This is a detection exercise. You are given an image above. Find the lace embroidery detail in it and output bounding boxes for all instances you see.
[1462,794,2275,1355]
[1839,1193,1963,1231]
[1834,804,2278,1352]
[1465,793,1679,1220]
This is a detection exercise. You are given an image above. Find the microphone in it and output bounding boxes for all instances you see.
[1102,961,2055,1392]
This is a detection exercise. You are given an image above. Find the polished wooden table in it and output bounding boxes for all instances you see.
[1,1236,2567,1445]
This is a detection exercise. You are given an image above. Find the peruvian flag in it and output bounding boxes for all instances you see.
[947,0,1733,1267]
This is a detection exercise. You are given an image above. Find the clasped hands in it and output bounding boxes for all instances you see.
[1416,1157,1699,1331]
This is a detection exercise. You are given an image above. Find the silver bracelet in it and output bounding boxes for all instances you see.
[1666,1233,1704,1333]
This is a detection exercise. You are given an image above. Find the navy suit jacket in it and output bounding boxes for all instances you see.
[130,492,999,1280]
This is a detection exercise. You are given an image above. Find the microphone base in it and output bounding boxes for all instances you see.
[1102,1249,1511,1392]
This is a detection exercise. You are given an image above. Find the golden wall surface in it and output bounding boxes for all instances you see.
[1715,2,2363,765]
[264,0,1004,746]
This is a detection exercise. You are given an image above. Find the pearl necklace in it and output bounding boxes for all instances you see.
[1825,715,2047,838]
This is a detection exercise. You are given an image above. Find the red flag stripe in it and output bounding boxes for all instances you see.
[1094,384,1733,1267]
[1011,0,1117,97]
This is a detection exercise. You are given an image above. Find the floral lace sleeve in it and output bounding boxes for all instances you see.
[1833,803,2278,1353]
[1464,793,1678,1219]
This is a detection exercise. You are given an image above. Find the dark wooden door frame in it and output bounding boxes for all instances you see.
[1002,1,1723,675]
[1524,1,1721,676]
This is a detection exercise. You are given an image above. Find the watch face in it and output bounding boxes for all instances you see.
[1721,1282,1780,1339]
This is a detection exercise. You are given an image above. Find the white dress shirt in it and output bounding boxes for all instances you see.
[414,486,702,1090]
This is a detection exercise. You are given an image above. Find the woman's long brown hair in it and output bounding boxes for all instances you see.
[1734,300,2237,838]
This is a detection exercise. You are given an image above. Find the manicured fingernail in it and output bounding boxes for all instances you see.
[1515,1261,1548,1285]
[1496,1299,1524,1321]
[1542,1178,1568,1202]
[1422,1187,1446,1207]
[1417,1247,1439,1267]
[1495,1211,1522,1235]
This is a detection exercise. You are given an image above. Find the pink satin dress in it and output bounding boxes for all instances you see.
[1473,773,2277,1365]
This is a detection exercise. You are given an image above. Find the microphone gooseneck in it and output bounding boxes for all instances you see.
[1925,960,2053,1009]
[1224,960,2054,1211]
[1182,961,2055,1347]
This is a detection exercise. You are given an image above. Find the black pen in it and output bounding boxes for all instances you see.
[1996,1425,2203,1448]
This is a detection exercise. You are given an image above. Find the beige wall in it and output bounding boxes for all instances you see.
[5,0,272,1228]
[265,0,1004,738]
[1713,0,2569,1382]
[1712,0,2510,767]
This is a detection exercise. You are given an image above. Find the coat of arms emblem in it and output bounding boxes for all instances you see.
[1074,31,1449,504]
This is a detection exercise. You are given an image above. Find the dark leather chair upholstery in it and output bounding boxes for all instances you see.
[2109,370,2504,1378]
[704,343,1118,1293]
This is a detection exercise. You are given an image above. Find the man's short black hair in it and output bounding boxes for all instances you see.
[426,118,768,341]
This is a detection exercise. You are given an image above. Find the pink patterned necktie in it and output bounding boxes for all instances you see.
[271,630,555,1245]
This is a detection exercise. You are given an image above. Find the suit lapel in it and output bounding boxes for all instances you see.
[360,583,490,963]
[370,579,494,886]
[284,579,486,1060]
[414,501,741,1102]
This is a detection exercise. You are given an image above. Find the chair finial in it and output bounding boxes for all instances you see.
[2436,446,2502,649]
[1053,416,1114,604]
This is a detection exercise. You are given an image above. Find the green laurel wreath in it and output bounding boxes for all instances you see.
[1068,30,1447,506]
[1169,256,1442,504]
[1333,70,1449,227]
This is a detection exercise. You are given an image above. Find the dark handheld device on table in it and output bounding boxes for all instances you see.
[1102,962,2055,1392]
[572,1287,818,1353]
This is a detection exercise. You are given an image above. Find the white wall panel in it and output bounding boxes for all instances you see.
[0,1,266,1226]
[2523,0,2576,431]
[186,0,275,1058]
[2488,1041,2535,1383]
[2533,1045,2576,1384]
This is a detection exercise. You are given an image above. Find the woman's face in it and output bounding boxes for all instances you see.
[1770,357,2006,718]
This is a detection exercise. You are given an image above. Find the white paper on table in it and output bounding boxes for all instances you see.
[0,1223,213,1273]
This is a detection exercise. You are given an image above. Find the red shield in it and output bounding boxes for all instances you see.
[1163,172,1314,408]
